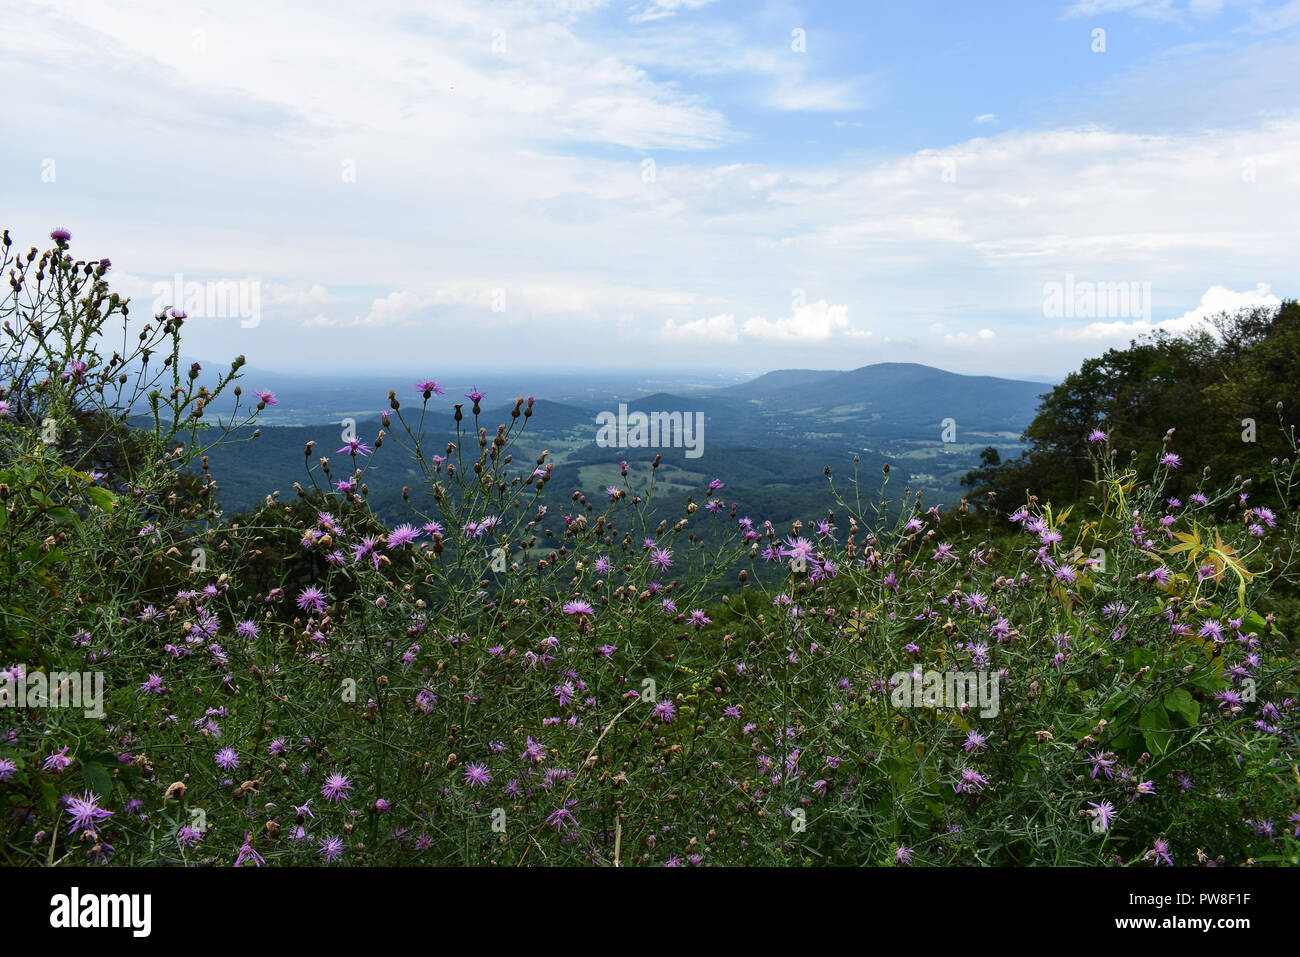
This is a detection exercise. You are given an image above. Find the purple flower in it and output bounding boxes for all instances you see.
[895,844,916,865]
[318,835,344,862]
[337,439,372,457]
[1160,453,1182,469]
[235,830,264,867]
[1087,429,1107,443]
[352,536,381,569]
[562,600,593,616]
[955,768,989,794]
[321,771,354,803]
[297,586,327,614]
[50,227,71,243]
[215,747,240,771]
[415,380,444,397]
[1198,620,1224,643]
[465,387,486,404]
[140,674,164,695]
[521,736,546,764]
[653,699,677,723]
[43,746,72,773]
[546,801,578,833]
[1088,751,1115,780]
[386,524,420,549]
[64,790,113,834]
[781,536,815,564]
[253,390,278,406]
[463,763,491,787]
[1088,800,1115,832]
[1146,838,1173,866]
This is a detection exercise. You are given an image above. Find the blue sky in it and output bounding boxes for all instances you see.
[3,0,1298,378]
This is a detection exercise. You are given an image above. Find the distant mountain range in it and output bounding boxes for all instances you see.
[716,362,1049,433]
[166,360,1052,524]
[168,357,1050,440]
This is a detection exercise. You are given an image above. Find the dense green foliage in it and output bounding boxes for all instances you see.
[1,232,1297,867]
[965,302,1300,510]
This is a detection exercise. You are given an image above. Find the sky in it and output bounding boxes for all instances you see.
[3,0,1298,379]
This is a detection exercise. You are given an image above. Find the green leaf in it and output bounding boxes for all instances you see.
[85,486,116,512]
[46,506,80,527]
[1164,689,1199,727]
[1139,704,1173,757]
[82,759,113,797]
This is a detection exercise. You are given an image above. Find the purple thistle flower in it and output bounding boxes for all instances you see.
[1087,800,1115,832]
[321,771,354,803]
[140,674,164,695]
[955,768,989,794]
[297,586,327,614]
[386,524,420,549]
[318,835,344,862]
[337,438,371,457]
[64,790,113,834]
[1088,751,1115,780]
[234,830,264,867]
[43,746,72,773]
[1146,838,1173,866]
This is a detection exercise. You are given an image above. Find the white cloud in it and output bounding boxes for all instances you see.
[304,290,429,329]
[661,313,739,343]
[941,328,997,345]
[6,0,1299,377]
[743,301,854,342]
[973,113,997,124]
[628,0,716,23]
[1054,283,1281,341]
[1062,0,1231,20]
